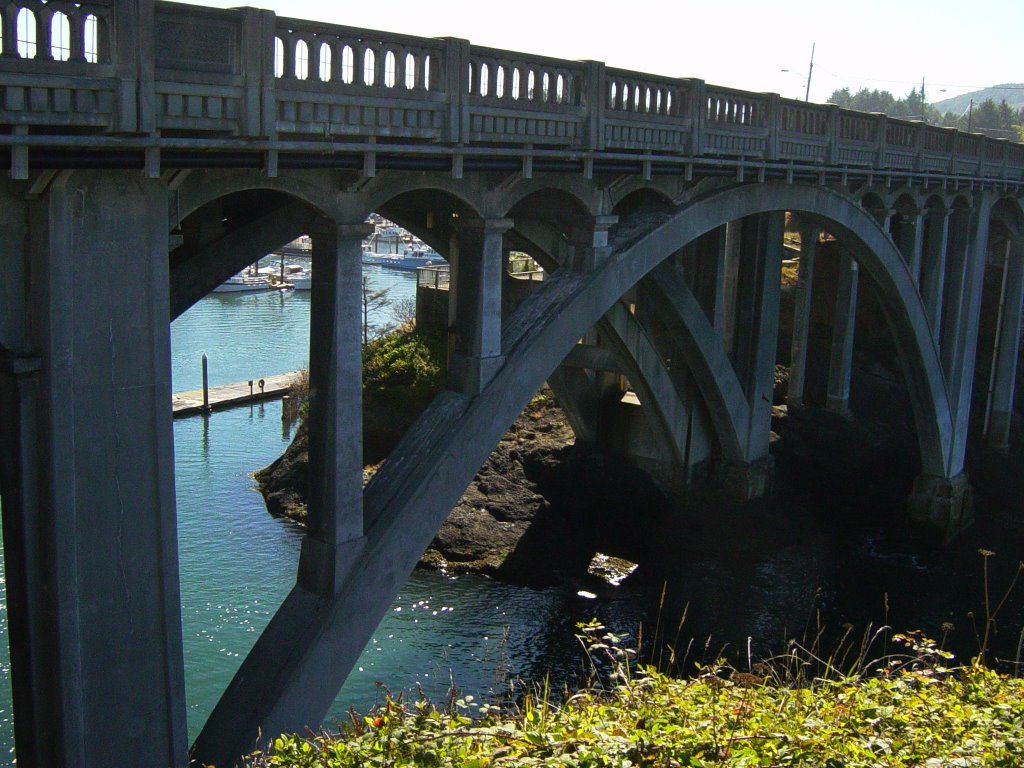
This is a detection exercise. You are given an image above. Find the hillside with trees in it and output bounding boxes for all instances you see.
[826,86,1023,142]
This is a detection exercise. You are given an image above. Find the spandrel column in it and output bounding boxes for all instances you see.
[448,218,513,395]
[787,224,819,410]
[985,235,1024,451]
[920,207,950,336]
[826,251,859,416]
[298,220,372,596]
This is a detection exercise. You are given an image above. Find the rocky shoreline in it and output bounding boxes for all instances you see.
[255,391,670,587]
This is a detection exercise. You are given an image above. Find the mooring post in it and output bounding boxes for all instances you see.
[201,352,210,412]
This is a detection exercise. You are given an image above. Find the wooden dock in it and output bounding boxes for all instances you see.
[172,370,303,418]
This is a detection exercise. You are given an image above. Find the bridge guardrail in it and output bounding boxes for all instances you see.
[0,0,1020,185]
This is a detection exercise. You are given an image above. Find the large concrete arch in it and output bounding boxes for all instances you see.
[193,179,954,766]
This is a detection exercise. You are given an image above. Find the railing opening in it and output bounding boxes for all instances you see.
[319,42,332,81]
[51,11,70,61]
[295,39,309,80]
[496,65,505,98]
[17,8,36,59]
[273,37,284,77]
[83,13,98,63]
[404,53,415,89]
[342,45,354,84]
[384,50,395,87]
[363,48,375,85]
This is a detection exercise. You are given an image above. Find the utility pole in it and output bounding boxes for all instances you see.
[968,99,974,133]
[804,42,815,102]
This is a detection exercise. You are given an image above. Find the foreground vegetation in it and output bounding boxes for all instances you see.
[244,622,1024,768]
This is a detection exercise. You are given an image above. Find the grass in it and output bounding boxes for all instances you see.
[242,617,1024,768]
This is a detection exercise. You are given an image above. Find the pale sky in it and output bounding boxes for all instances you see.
[195,0,1019,106]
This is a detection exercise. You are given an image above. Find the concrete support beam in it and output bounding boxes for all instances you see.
[731,211,785,461]
[920,208,950,337]
[449,218,513,394]
[826,252,859,416]
[984,236,1024,451]
[297,221,372,597]
[787,225,819,410]
[26,171,188,767]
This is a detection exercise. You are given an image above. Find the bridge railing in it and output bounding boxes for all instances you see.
[463,45,588,147]
[0,0,1020,184]
[271,15,449,141]
[0,0,121,131]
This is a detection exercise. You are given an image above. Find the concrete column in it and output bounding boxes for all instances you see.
[721,219,742,354]
[920,208,950,336]
[448,218,513,394]
[570,214,618,272]
[940,206,973,386]
[297,220,371,596]
[985,235,1024,451]
[730,211,784,463]
[900,211,926,283]
[787,225,819,410]
[826,252,859,416]
[691,225,728,330]
[26,171,188,767]
[0,351,55,768]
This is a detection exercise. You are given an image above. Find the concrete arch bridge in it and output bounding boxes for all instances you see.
[0,1,1022,765]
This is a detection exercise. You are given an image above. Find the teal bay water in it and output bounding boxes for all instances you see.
[0,263,643,759]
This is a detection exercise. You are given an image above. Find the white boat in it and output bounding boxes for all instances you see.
[362,246,447,270]
[213,273,283,293]
[281,264,312,290]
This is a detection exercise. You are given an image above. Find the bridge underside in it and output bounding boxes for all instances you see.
[0,166,1021,767]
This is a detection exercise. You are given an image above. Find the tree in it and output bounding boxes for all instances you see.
[361,276,392,345]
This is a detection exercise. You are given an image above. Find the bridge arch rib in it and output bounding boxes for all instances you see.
[193,179,955,766]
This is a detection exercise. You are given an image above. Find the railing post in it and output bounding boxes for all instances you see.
[912,123,924,172]
[240,8,275,138]
[687,78,705,157]
[441,37,470,145]
[583,60,606,151]
[826,104,841,164]
[874,112,888,169]
[112,0,155,133]
[765,92,780,161]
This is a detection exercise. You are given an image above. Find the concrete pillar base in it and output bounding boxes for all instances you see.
[985,410,1013,453]
[907,472,974,544]
[824,394,853,419]
[297,536,367,597]
[448,353,505,395]
[713,455,774,501]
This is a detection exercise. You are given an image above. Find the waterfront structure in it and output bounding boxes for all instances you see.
[0,1,1022,765]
